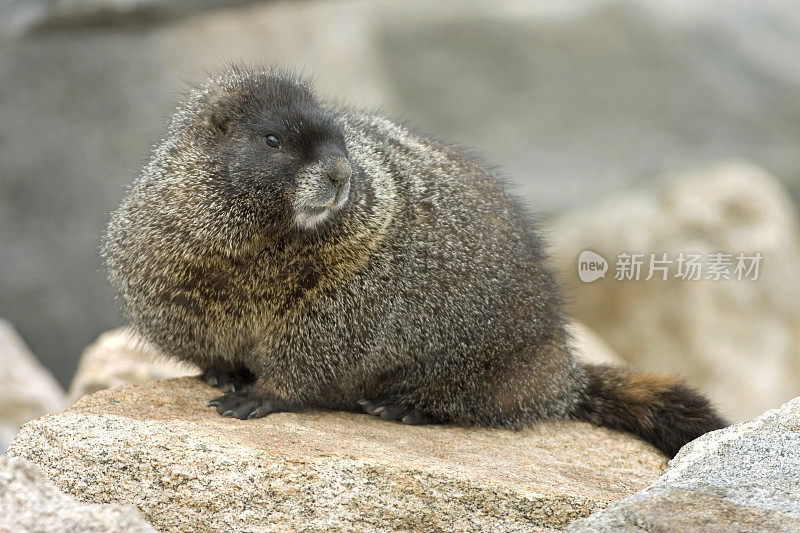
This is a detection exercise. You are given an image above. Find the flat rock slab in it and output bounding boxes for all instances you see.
[8,377,666,532]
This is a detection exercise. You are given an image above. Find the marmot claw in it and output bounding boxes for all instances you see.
[207,391,296,420]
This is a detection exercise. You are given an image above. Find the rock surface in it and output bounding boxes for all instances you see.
[8,378,666,532]
[67,327,197,404]
[0,318,65,452]
[0,455,155,533]
[551,162,800,421]
[568,396,800,532]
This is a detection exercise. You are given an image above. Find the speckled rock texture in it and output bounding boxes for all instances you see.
[67,327,196,404]
[0,455,155,533]
[7,377,666,532]
[568,396,800,532]
[0,318,64,452]
[551,162,800,421]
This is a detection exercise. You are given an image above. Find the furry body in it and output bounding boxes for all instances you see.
[103,68,726,457]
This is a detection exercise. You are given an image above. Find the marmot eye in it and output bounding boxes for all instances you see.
[264,134,281,148]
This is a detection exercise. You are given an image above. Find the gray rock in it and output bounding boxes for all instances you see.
[0,455,155,533]
[0,318,64,452]
[8,377,667,532]
[377,0,800,209]
[568,396,800,532]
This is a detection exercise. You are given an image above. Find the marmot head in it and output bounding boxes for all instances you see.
[148,67,354,256]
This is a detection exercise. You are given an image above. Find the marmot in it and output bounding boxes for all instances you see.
[102,67,726,457]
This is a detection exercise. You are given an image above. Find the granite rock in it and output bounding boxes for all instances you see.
[568,396,800,532]
[8,378,666,532]
[0,455,155,533]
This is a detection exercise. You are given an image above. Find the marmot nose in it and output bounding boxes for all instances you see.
[323,156,352,188]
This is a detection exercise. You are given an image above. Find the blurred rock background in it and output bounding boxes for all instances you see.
[1,0,799,423]
[551,162,800,421]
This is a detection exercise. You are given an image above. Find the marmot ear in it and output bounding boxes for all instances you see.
[199,87,232,136]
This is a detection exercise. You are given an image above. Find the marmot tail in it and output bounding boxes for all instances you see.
[572,363,728,457]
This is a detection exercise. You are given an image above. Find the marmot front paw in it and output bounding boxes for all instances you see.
[207,391,297,420]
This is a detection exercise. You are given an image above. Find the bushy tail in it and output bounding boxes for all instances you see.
[572,363,728,458]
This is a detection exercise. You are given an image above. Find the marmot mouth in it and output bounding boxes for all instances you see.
[293,181,350,230]
[299,180,350,212]
[294,204,333,230]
